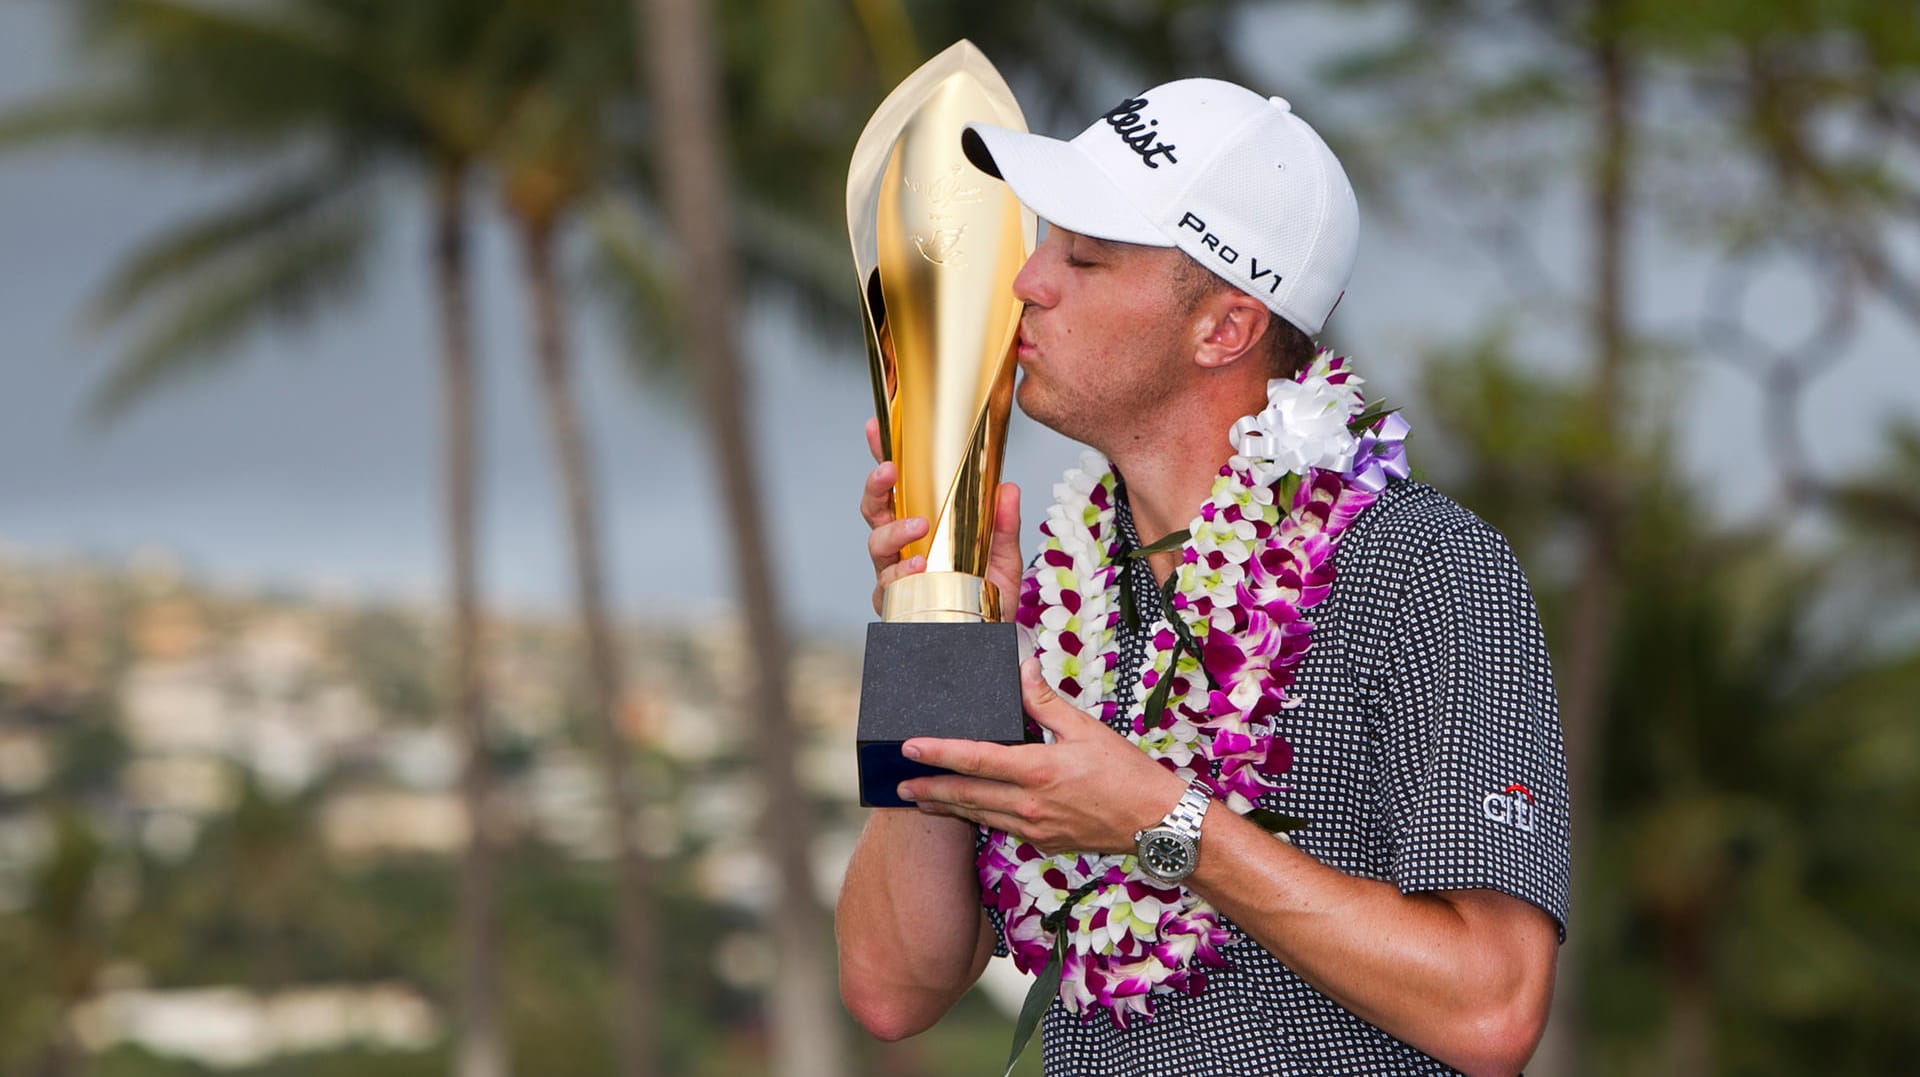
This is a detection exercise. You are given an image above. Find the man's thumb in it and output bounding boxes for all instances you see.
[1019,656,1053,693]
[1020,658,1076,736]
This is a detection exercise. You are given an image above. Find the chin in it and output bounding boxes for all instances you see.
[1014,379,1059,429]
[1013,375,1039,418]
[1013,385,1087,446]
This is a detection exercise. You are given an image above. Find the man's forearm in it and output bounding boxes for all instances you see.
[1187,809,1557,1077]
[835,809,993,1040]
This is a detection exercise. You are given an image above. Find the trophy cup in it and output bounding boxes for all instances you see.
[847,41,1035,807]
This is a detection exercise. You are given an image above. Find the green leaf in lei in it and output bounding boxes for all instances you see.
[1005,877,1103,1076]
[1127,528,1192,558]
[1347,400,1400,434]
[1140,637,1185,726]
[1244,807,1309,835]
[1118,559,1141,634]
[1274,471,1303,511]
[1120,529,1187,637]
[1002,931,1063,1077]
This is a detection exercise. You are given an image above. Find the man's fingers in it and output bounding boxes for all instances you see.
[874,554,927,591]
[902,737,1027,784]
[872,554,927,615]
[988,483,1023,569]
[860,461,899,528]
[899,768,1051,849]
[861,418,918,616]
[868,516,928,571]
[898,774,1020,813]
[911,799,1029,838]
[992,482,1022,543]
[987,481,1024,617]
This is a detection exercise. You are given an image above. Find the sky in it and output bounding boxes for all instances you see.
[3,4,1917,645]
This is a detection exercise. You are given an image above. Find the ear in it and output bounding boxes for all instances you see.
[1191,292,1272,371]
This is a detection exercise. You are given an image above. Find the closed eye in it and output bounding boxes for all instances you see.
[1064,233,1114,269]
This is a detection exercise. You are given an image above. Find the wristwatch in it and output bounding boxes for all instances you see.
[1132,781,1212,884]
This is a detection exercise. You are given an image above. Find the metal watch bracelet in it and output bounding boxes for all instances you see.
[1159,782,1212,841]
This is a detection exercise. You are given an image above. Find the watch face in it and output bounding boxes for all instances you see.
[1139,830,1197,881]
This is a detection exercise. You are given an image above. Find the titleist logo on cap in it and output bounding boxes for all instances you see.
[1102,97,1179,169]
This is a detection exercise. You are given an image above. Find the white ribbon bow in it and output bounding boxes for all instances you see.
[1229,374,1364,479]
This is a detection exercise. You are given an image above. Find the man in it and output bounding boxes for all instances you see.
[836,78,1570,1076]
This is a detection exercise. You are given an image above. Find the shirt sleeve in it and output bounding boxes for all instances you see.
[1375,521,1572,937]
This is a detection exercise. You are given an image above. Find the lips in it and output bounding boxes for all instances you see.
[1015,323,1037,361]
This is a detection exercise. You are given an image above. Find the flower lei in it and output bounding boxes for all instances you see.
[977,350,1411,1028]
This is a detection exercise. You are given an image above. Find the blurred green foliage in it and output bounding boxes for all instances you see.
[1416,333,1920,1073]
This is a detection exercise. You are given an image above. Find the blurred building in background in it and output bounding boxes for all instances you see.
[0,548,905,1074]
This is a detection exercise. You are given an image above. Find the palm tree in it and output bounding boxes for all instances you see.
[476,4,661,1070]
[633,0,848,1073]
[0,3,514,1071]
[433,147,507,1077]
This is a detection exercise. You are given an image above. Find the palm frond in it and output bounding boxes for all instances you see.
[109,0,353,68]
[90,205,376,423]
[85,0,402,152]
[0,90,157,152]
[87,165,367,328]
[583,195,687,389]
[733,192,855,320]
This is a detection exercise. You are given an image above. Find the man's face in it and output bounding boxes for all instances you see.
[1010,225,1198,451]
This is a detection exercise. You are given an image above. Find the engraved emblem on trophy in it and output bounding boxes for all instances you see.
[846,41,1036,807]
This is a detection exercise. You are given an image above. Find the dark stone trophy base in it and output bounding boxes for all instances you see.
[857,620,1026,807]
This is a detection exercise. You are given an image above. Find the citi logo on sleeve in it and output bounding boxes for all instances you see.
[1481,783,1536,833]
[1102,97,1180,169]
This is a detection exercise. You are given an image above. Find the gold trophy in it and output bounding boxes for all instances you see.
[847,41,1035,807]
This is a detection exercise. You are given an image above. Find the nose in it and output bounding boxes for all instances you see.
[1011,229,1061,308]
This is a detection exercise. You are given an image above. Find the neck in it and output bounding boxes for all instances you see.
[1115,445,1223,546]
[1108,377,1267,548]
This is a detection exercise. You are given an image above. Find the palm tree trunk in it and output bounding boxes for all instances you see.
[433,159,507,1077]
[637,2,848,1075]
[514,213,656,1077]
[1661,907,1714,1075]
[1536,14,1635,1076]
[40,1011,84,1077]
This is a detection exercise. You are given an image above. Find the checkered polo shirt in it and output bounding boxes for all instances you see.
[985,479,1571,1076]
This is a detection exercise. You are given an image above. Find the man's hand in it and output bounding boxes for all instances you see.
[896,659,1188,854]
[860,417,1023,617]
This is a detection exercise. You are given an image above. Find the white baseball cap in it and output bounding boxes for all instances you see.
[962,78,1358,335]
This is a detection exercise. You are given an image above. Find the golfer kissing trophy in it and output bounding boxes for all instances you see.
[847,41,1035,807]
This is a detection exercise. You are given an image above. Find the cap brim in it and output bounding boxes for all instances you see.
[962,123,1170,247]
